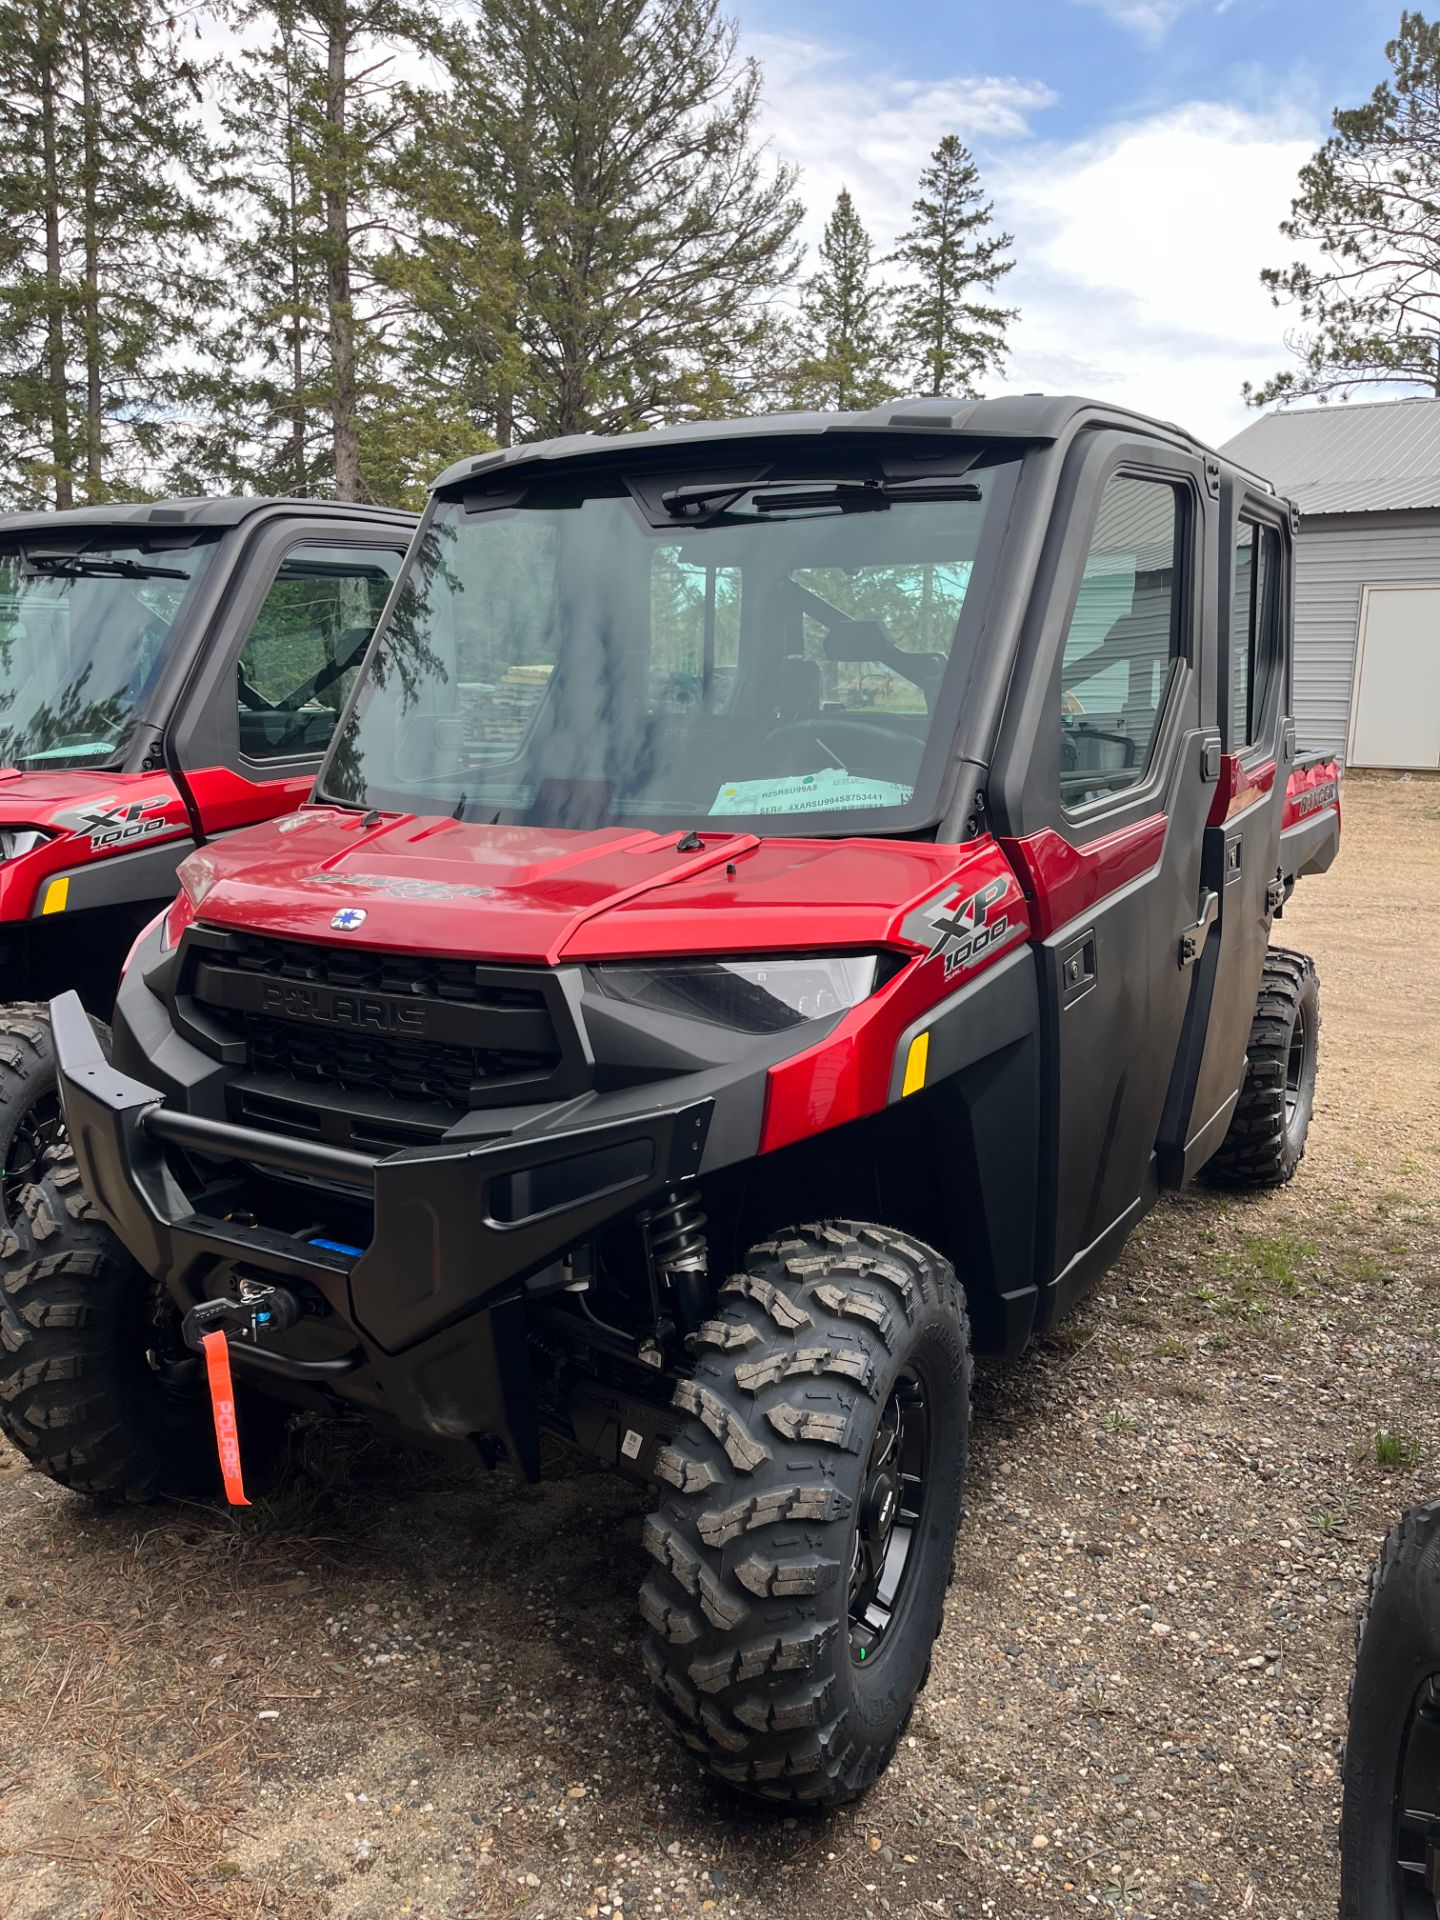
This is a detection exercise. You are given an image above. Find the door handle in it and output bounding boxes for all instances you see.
[1179,888,1218,969]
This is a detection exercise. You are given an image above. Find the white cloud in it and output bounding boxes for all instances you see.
[1070,0,1195,44]
[995,101,1319,440]
[749,38,1321,445]
[750,33,1057,251]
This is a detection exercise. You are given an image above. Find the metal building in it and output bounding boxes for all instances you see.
[1221,397,1440,769]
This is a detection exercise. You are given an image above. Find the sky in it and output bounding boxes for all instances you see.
[730,0,1408,443]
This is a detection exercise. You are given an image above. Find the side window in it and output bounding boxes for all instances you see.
[237,543,400,763]
[1230,517,1281,749]
[1060,474,1184,808]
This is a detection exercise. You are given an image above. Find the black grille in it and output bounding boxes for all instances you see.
[185,931,567,1114]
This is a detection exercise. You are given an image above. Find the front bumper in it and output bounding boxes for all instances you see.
[53,990,710,1474]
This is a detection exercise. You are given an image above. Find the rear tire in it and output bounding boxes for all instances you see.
[1207,947,1319,1188]
[0,1003,108,1229]
[1340,1501,1440,1918]
[641,1221,970,1806]
[0,1148,268,1503]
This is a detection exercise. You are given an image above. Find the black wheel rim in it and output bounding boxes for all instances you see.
[849,1366,930,1665]
[1284,1002,1309,1134]
[1395,1672,1440,1914]
[2,1089,64,1222]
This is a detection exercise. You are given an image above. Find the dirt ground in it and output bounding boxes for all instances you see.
[1,772,1438,1920]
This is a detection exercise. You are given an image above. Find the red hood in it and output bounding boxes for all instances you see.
[188,807,1000,964]
[0,766,165,827]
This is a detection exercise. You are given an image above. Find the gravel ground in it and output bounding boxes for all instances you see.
[1,772,1437,1920]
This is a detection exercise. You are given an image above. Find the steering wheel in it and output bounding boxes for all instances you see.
[759,718,924,786]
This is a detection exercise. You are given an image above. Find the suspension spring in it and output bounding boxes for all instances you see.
[644,1186,709,1332]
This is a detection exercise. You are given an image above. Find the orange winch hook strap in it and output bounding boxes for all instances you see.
[200,1330,250,1507]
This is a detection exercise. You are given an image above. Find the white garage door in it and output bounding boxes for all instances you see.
[1351,584,1440,769]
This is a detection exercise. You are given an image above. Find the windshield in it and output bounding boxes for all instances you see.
[0,537,218,771]
[318,457,1013,835]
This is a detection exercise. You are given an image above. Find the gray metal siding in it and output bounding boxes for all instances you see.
[1292,508,1440,757]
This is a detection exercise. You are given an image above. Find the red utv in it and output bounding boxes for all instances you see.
[0,496,415,1217]
[2,398,1339,1805]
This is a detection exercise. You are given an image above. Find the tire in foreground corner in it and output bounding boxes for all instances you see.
[640,1220,970,1806]
[1340,1500,1440,1919]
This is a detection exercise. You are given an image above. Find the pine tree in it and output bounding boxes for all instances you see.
[181,0,450,502]
[1248,12,1440,405]
[891,135,1016,398]
[369,38,527,461]
[0,0,216,508]
[174,3,328,496]
[394,0,801,445]
[787,188,903,411]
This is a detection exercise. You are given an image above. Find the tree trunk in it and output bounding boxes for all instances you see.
[79,0,103,499]
[324,4,361,499]
[495,78,536,450]
[284,51,307,491]
[39,13,72,510]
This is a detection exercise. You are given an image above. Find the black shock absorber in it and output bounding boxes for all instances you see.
[644,1185,709,1335]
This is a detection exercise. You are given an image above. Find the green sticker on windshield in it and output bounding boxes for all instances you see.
[709,768,914,817]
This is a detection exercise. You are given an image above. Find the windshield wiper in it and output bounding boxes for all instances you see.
[662,483,754,519]
[662,477,981,520]
[24,553,190,581]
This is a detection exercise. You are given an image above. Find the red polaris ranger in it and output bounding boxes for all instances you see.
[0,497,415,1218]
[6,398,1340,1806]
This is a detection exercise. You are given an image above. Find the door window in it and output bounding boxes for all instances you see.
[237,543,400,763]
[1060,475,1184,809]
[1230,518,1281,750]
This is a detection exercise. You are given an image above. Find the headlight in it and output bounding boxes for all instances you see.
[0,827,51,861]
[124,904,170,974]
[592,955,881,1033]
[159,890,196,952]
[178,849,219,910]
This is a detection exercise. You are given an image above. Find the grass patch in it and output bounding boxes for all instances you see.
[1193,1232,1321,1321]
[1372,1431,1422,1471]
[1157,1337,1189,1359]
[1243,1233,1318,1289]
[1101,1410,1137,1436]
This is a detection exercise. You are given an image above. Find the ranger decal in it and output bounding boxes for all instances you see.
[309,872,496,901]
[1289,778,1338,819]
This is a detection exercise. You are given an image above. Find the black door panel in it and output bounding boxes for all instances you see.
[1160,490,1291,1178]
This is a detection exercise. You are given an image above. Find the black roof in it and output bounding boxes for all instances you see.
[432,393,1264,495]
[0,496,417,537]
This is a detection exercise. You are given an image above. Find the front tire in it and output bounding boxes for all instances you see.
[0,1149,237,1501]
[0,1004,66,1229]
[641,1221,970,1805]
[1208,947,1320,1188]
[1341,1502,1440,1917]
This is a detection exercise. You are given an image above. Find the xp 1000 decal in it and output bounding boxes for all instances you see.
[53,793,181,854]
[924,875,1012,977]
